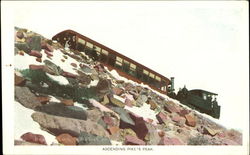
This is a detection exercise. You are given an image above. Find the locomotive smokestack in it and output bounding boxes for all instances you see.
[170,77,175,92]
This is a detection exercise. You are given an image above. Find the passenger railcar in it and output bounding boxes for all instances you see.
[52,30,172,95]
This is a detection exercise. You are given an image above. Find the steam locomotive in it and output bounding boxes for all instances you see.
[52,29,220,119]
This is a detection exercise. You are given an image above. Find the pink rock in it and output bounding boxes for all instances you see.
[21,132,47,145]
[217,132,226,138]
[158,137,184,145]
[44,50,53,57]
[125,135,146,145]
[41,42,53,52]
[171,115,181,123]
[164,103,180,113]
[156,112,168,124]
[124,94,134,101]
[102,116,115,126]
[94,64,105,72]
[124,99,134,107]
[71,63,77,68]
[62,71,77,78]
[112,87,124,96]
[178,109,190,117]
[29,64,44,70]
[29,50,42,58]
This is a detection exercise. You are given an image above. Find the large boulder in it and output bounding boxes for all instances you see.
[20,132,47,145]
[77,132,111,145]
[31,112,109,137]
[35,102,87,120]
[15,86,42,110]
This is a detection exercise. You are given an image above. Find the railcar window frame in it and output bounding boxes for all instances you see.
[86,42,93,49]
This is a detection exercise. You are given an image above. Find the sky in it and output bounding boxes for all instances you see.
[1,1,249,153]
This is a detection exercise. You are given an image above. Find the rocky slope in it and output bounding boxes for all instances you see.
[14,27,242,146]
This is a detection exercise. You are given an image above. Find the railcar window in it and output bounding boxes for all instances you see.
[155,76,161,81]
[130,63,136,70]
[94,46,101,52]
[115,56,123,69]
[86,42,93,49]
[129,63,136,77]
[143,69,149,75]
[78,38,86,45]
[149,73,155,78]
[101,49,109,55]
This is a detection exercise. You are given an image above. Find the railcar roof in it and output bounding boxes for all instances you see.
[190,89,218,96]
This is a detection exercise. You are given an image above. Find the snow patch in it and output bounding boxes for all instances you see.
[87,79,99,88]
[14,101,57,145]
[46,73,69,85]
[42,49,79,75]
[111,140,123,146]
[74,102,89,111]
[48,95,61,103]
[124,103,158,124]
[14,52,42,70]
